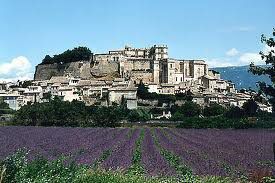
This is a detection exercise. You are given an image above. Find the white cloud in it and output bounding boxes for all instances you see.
[226,48,239,57]
[0,56,31,75]
[239,52,263,64]
[0,56,34,82]
[208,44,271,67]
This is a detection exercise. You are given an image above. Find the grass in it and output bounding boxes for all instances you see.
[150,129,193,178]
[127,129,145,175]
[1,147,273,183]
[0,149,179,183]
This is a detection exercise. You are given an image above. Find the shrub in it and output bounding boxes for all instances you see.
[243,99,259,117]
[176,116,251,129]
[1,151,188,183]
[127,109,151,122]
[89,106,127,127]
[170,111,185,121]
[178,101,201,117]
[41,47,92,64]
[225,106,245,119]
[203,103,226,117]
[13,98,127,127]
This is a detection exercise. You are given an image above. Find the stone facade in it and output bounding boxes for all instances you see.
[34,44,240,98]
[34,45,211,86]
[34,61,93,80]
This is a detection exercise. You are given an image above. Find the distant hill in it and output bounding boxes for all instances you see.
[211,65,272,91]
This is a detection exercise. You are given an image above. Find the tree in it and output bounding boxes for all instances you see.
[20,80,33,88]
[242,99,259,116]
[41,47,92,65]
[0,97,9,109]
[225,106,245,119]
[137,81,150,99]
[42,92,52,101]
[249,28,275,112]
[0,97,12,115]
[175,90,193,101]
[178,101,201,117]
[127,108,150,122]
[42,55,53,64]
[203,103,226,117]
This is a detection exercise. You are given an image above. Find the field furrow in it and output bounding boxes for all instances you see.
[141,128,176,176]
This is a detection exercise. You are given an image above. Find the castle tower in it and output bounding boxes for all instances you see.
[152,45,168,60]
[153,60,160,84]
[151,45,168,84]
[167,60,175,84]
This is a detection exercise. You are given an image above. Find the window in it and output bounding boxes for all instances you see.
[181,77,183,82]
[170,64,172,68]
[176,77,177,81]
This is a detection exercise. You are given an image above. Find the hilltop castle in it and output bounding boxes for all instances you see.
[94,44,208,85]
[2,45,272,114]
[34,44,235,94]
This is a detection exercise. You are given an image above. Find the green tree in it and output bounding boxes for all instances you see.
[225,106,245,119]
[137,81,150,99]
[20,80,33,88]
[41,55,53,64]
[242,99,259,117]
[249,28,275,112]
[128,108,150,122]
[42,92,52,101]
[178,101,201,117]
[203,103,226,117]
[175,90,193,101]
[0,97,9,109]
[41,47,92,64]
[0,97,12,115]
[90,106,124,127]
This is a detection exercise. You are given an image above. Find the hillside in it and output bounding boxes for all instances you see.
[211,65,271,91]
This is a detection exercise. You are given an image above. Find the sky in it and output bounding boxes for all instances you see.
[0,0,274,81]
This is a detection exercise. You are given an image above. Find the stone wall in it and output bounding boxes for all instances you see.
[91,59,119,78]
[129,71,153,84]
[34,59,119,81]
[121,59,152,72]
[34,63,68,80]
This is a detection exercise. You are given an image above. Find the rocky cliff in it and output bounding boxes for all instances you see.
[34,60,119,80]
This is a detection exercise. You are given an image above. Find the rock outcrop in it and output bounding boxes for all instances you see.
[34,60,119,80]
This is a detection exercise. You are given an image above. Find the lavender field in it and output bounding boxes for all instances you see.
[0,126,275,178]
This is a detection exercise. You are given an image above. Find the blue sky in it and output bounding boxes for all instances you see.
[0,0,274,81]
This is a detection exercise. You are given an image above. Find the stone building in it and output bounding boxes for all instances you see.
[90,45,211,87]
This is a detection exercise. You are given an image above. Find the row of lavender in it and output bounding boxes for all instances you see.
[154,128,275,177]
[0,126,274,177]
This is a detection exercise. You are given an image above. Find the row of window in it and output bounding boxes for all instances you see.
[4,96,16,100]
[175,77,183,82]
[113,57,119,61]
